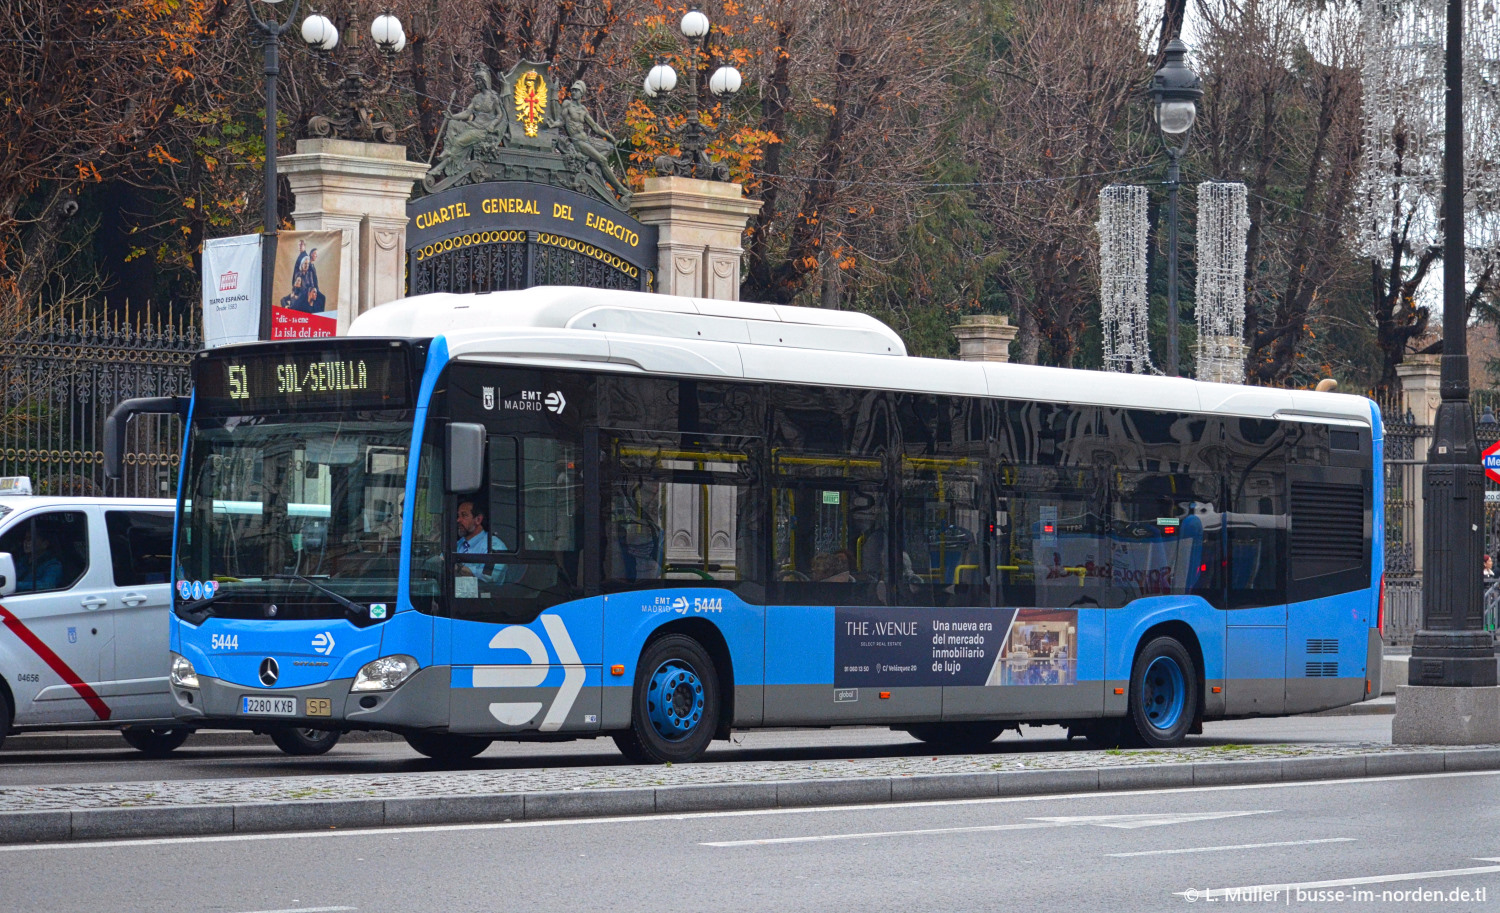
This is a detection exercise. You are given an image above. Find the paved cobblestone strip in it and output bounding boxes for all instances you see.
[1,741,1496,815]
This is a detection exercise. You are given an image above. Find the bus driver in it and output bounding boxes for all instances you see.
[456,499,509,585]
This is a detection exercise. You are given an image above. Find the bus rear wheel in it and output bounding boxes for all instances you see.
[614,634,720,764]
[404,732,492,761]
[903,722,1008,751]
[121,725,192,757]
[1125,636,1199,748]
[269,727,341,756]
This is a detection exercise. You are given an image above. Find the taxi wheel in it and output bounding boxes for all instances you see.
[404,732,491,761]
[121,726,192,757]
[0,686,11,752]
[269,727,341,756]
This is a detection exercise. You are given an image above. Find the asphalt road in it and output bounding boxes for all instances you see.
[0,714,1395,788]
[1,766,1494,913]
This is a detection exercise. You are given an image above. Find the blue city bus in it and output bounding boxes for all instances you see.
[106,286,1384,762]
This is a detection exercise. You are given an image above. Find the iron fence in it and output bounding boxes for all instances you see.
[0,307,198,498]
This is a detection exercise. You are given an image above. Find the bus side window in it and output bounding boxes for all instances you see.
[602,433,761,595]
[1110,472,1223,607]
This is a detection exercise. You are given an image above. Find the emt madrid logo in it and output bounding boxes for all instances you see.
[473,615,583,731]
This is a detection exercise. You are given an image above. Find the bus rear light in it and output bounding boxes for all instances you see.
[352,654,418,692]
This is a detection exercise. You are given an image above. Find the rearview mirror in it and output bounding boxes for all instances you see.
[0,551,15,596]
[105,396,190,480]
[445,423,486,494]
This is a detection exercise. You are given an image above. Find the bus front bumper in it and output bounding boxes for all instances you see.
[171,665,451,730]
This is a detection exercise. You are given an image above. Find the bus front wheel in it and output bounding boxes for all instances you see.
[404,732,492,761]
[269,727,341,756]
[1125,636,1199,748]
[614,634,720,764]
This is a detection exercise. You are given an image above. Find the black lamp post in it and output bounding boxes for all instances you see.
[1411,0,1496,688]
[641,6,743,181]
[1149,39,1202,378]
[245,0,304,337]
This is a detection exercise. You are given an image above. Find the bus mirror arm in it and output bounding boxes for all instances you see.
[105,396,190,480]
[446,422,486,494]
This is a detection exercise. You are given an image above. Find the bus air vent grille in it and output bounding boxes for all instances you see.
[1289,483,1364,562]
[1306,638,1340,654]
[1305,661,1339,677]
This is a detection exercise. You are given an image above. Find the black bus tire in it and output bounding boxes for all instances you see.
[404,731,491,761]
[121,725,192,756]
[1125,636,1199,748]
[613,634,720,764]
[269,727,341,756]
[904,722,1007,751]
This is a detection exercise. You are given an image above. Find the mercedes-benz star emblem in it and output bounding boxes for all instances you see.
[266,603,279,618]
[258,657,280,687]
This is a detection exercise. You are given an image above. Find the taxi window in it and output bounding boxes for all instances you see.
[0,511,89,594]
[105,511,173,586]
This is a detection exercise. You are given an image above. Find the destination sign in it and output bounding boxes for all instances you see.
[195,343,412,414]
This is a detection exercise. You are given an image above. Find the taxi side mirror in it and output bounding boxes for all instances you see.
[0,552,14,596]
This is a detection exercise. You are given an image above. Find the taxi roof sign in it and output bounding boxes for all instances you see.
[1484,439,1500,485]
[0,476,33,495]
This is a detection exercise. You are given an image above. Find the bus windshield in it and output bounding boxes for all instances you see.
[177,413,414,615]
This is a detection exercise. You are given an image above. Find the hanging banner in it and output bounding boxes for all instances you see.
[200,234,263,349]
[269,230,343,340]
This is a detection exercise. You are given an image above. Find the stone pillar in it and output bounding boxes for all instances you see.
[1397,354,1444,576]
[278,139,429,329]
[951,314,1019,363]
[629,177,762,300]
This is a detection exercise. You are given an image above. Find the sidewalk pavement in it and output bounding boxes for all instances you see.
[2,739,1495,846]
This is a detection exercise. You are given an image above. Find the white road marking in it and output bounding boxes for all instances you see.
[1029,811,1270,829]
[0,769,1493,854]
[1178,859,1500,900]
[703,810,1271,847]
[227,907,356,913]
[1109,837,1355,857]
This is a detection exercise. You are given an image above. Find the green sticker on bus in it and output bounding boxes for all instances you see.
[823,490,841,505]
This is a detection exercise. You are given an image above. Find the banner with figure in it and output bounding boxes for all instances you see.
[270,230,343,340]
[201,234,262,348]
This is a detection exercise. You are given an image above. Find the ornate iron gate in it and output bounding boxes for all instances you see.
[408,228,649,296]
[0,308,198,498]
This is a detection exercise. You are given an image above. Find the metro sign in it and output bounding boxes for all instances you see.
[1483,438,1500,484]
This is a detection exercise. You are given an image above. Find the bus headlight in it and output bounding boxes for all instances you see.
[351,655,418,692]
[170,653,199,689]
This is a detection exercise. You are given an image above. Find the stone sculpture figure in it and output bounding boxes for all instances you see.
[551,81,633,204]
[428,62,509,188]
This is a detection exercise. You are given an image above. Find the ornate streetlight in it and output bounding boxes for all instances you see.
[641,6,743,181]
[1149,38,1202,378]
[299,9,409,143]
[1410,0,1495,692]
[245,0,305,333]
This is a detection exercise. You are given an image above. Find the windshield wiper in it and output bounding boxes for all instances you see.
[177,591,231,624]
[267,573,367,621]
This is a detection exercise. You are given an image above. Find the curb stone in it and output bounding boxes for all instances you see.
[3,747,1499,845]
